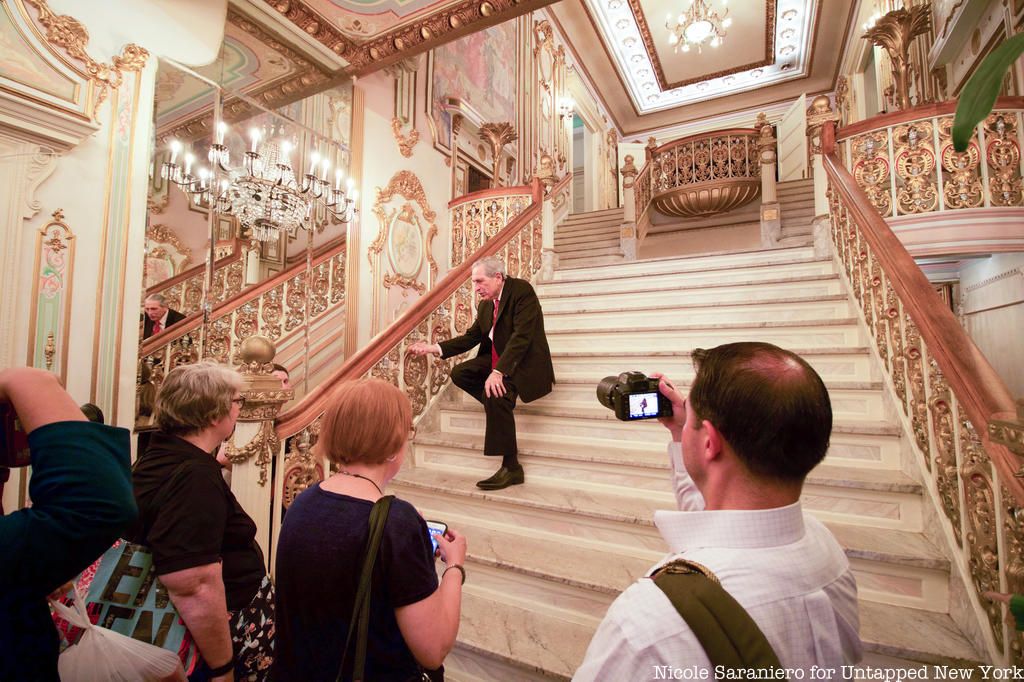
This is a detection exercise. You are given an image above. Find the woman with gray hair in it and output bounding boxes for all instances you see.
[131,361,273,681]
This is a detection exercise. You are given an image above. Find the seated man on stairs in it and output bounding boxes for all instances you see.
[574,342,862,680]
[410,256,554,491]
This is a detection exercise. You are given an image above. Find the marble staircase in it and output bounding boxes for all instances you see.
[552,207,625,269]
[392,243,983,680]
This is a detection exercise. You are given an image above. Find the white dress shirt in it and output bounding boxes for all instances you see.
[574,442,862,681]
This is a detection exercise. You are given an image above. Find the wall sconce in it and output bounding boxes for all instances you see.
[557,97,576,122]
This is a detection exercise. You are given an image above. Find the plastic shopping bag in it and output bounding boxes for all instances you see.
[51,588,186,682]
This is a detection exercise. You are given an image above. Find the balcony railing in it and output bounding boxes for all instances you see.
[835,97,1024,218]
[822,120,1022,662]
[448,186,534,268]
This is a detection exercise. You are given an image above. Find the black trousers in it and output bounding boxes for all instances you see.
[449,355,518,457]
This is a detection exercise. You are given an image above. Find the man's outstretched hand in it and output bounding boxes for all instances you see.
[409,342,441,357]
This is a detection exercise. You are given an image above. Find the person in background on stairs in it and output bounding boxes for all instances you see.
[983,591,1024,631]
[574,342,863,680]
[273,378,467,681]
[142,293,186,339]
[410,255,554,491]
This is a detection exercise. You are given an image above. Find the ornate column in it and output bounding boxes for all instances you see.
[755,114,781,248]
[620,155,638,261]
[222,336,293,556]
[536,153,558,282]
[862,4,931,112]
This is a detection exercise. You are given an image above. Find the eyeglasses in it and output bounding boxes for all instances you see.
[231,397,246,408]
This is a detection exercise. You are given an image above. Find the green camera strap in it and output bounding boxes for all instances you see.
[338,495,394,682]
[651,559,787,680]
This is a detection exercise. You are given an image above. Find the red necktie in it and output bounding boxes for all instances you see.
[490,299,499,369]
[153,321,162,335]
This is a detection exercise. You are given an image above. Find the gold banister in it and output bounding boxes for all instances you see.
[275,177,545,439]
[823,116,1023,660]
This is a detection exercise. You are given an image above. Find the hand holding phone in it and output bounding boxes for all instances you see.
[426,520,448,554]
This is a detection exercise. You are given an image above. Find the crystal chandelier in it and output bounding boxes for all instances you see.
[666,0,731,54]
[161,122,358,242]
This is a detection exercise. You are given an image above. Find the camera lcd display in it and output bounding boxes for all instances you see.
[627,392,661,420]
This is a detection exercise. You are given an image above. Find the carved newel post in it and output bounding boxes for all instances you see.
[536,153,559,282]
[620,155,639,261]
[755,114,781,248]
[223,335,293,556]
[806,95,841,256]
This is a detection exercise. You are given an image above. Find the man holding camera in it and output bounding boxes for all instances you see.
[574,342,862,680]
[410,256,554,491]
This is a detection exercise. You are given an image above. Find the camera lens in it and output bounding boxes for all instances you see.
[596,375,619,410]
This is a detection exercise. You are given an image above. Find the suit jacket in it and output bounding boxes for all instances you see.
[439,276,554,403]
[142,308,186,339]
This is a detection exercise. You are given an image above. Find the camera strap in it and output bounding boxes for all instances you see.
[651,559,787,680]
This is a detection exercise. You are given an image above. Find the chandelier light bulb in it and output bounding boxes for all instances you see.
[681,43,690,52]
[723,17,731,27]
[710,36,720,47]
[169,139,182,164]
[346,177,355,191]
[309,151,320,176]
[321,157,331,181]
[184,152,194,177]
[669,32,679,45]
[216,121,227,145]
[351,189,359,202]
[335,168,343,190]
[249,128,261,153]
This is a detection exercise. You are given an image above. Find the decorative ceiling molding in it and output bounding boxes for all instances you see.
[628,0,777,91]
[265,0,560,76]
[585,0,817,114]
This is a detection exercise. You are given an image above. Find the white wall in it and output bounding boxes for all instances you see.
[960,254,1024,398]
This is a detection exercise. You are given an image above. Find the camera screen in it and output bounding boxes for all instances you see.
[627,392,661,420]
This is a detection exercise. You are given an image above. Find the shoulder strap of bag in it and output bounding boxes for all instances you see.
[338,495,395,682]
[651,559,787,680]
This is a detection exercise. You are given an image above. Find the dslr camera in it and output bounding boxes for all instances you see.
[596,371,673,421]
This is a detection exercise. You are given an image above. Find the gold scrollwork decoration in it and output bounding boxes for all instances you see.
[223,420,280,487]
[927,359,962,546]
[958,407,1002,652]
[851,132,893,217]
[893,122,937,214]
[938,116,983,210]
[282,432,324,510]
[23,0,148,118]
[391,117,420,158]
[985,113,1023,208]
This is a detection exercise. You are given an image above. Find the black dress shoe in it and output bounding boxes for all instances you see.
[476,465,525,490]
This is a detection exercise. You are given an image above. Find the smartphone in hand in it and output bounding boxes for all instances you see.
[426,520,448,553]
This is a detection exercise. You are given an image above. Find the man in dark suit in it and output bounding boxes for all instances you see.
[142,294,186,339]
[410,256,554,490]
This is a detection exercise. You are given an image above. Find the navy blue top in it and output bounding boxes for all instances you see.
[0,421,136,682]
[273,485,438,681]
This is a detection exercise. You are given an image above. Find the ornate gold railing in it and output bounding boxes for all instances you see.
[642,128,761,219]
[146,240,246,316]
[836,98,1024,217]
[276,179,544,448]
[139,239,347,387]
[448,186,534,268]
[822,120,1023,662]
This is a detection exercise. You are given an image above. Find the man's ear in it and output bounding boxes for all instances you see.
[702,419,724,461]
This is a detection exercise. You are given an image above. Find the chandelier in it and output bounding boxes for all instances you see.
[161,122,358,242]
[666,0,731,54]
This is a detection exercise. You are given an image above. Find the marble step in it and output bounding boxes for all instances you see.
[416,435,923,534]
[540,275,844,311]
[543,296,854,329]
[563,207,623,220]
[555,253,627,268]
[550,246,821,282]
[553,237,621,253]
[435,405,903,470]
[463,378,888,422]
[540,262,838,297]
[554,233,619,248]
[549,348,878,383]
[393,467,948,609]
[558,215,622,231]
[544,318,865,351]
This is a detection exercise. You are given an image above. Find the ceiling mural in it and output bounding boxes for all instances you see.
[587,0,816,114]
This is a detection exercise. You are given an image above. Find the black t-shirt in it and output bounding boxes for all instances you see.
[273,485,439,681]
[131,432,266,610]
